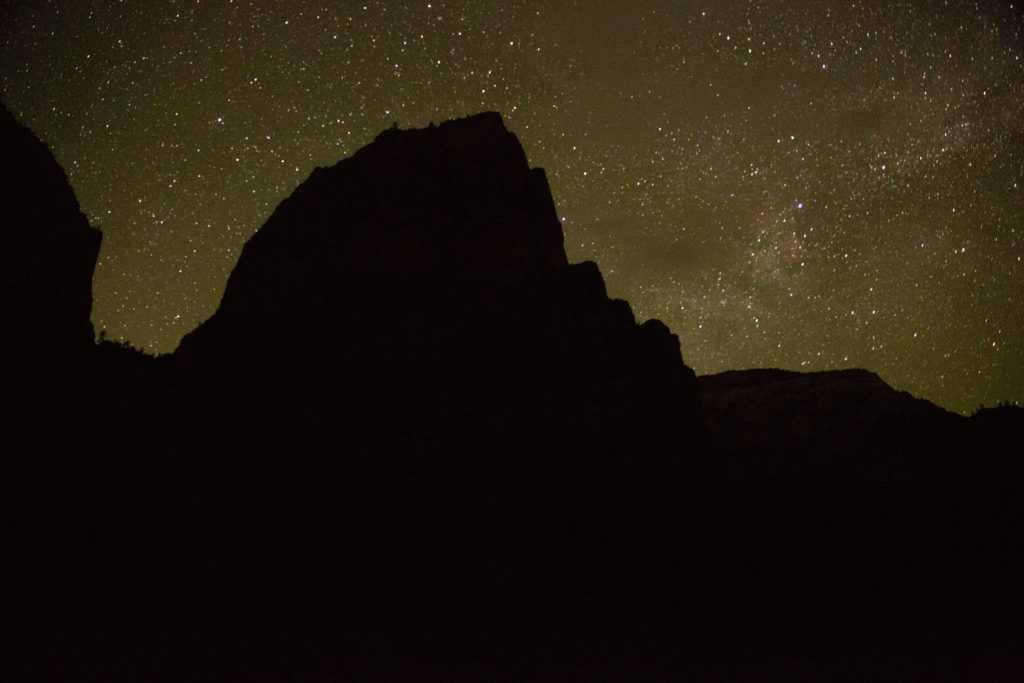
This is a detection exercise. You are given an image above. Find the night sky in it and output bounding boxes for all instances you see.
[1,1,1021,414]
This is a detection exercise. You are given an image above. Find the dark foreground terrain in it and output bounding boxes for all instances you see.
[4,104,1022,679]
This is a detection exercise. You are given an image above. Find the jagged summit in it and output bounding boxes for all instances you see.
[178,113,568,360]
[181,112,566,344]
[175,112,700,456]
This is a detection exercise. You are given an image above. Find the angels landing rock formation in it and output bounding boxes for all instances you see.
[176,112,701,458]
[0,102,101,359]
[146,113,706,669]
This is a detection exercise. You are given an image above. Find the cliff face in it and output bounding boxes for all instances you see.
[0,102,101,357]
[178,112,565,358]
[177,112,700,456]
[209,112,567,323]
[146,114,705,667]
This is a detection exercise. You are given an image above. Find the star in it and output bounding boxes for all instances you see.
[0,0,1020,413]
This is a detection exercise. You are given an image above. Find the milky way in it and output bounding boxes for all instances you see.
[1,0,1021,413]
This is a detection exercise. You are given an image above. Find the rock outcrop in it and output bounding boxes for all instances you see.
[0,102,101,358]
[136,113,704,670]
[176,112,700,458]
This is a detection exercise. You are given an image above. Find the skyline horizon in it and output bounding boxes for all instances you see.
[2,1,1020,415]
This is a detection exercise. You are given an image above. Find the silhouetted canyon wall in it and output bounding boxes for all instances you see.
[3,104,1022,679]
[1,103,101,359]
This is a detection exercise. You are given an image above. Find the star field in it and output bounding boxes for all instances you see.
[1,0,1021,413]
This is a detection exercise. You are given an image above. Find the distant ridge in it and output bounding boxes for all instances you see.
[699,367,964,482]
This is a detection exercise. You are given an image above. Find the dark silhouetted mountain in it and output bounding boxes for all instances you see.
[0,102,101,359]
[175,112,700,460]
[692,368,1024,670]
[4,110,1023,679]
[144,114,705,673]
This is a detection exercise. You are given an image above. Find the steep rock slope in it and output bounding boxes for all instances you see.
[176,112,700,456]
[136,114,706,668]
[0,102,101,358]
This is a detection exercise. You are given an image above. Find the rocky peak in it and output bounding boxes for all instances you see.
[175,112,699,455]
[202,112,567,328]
